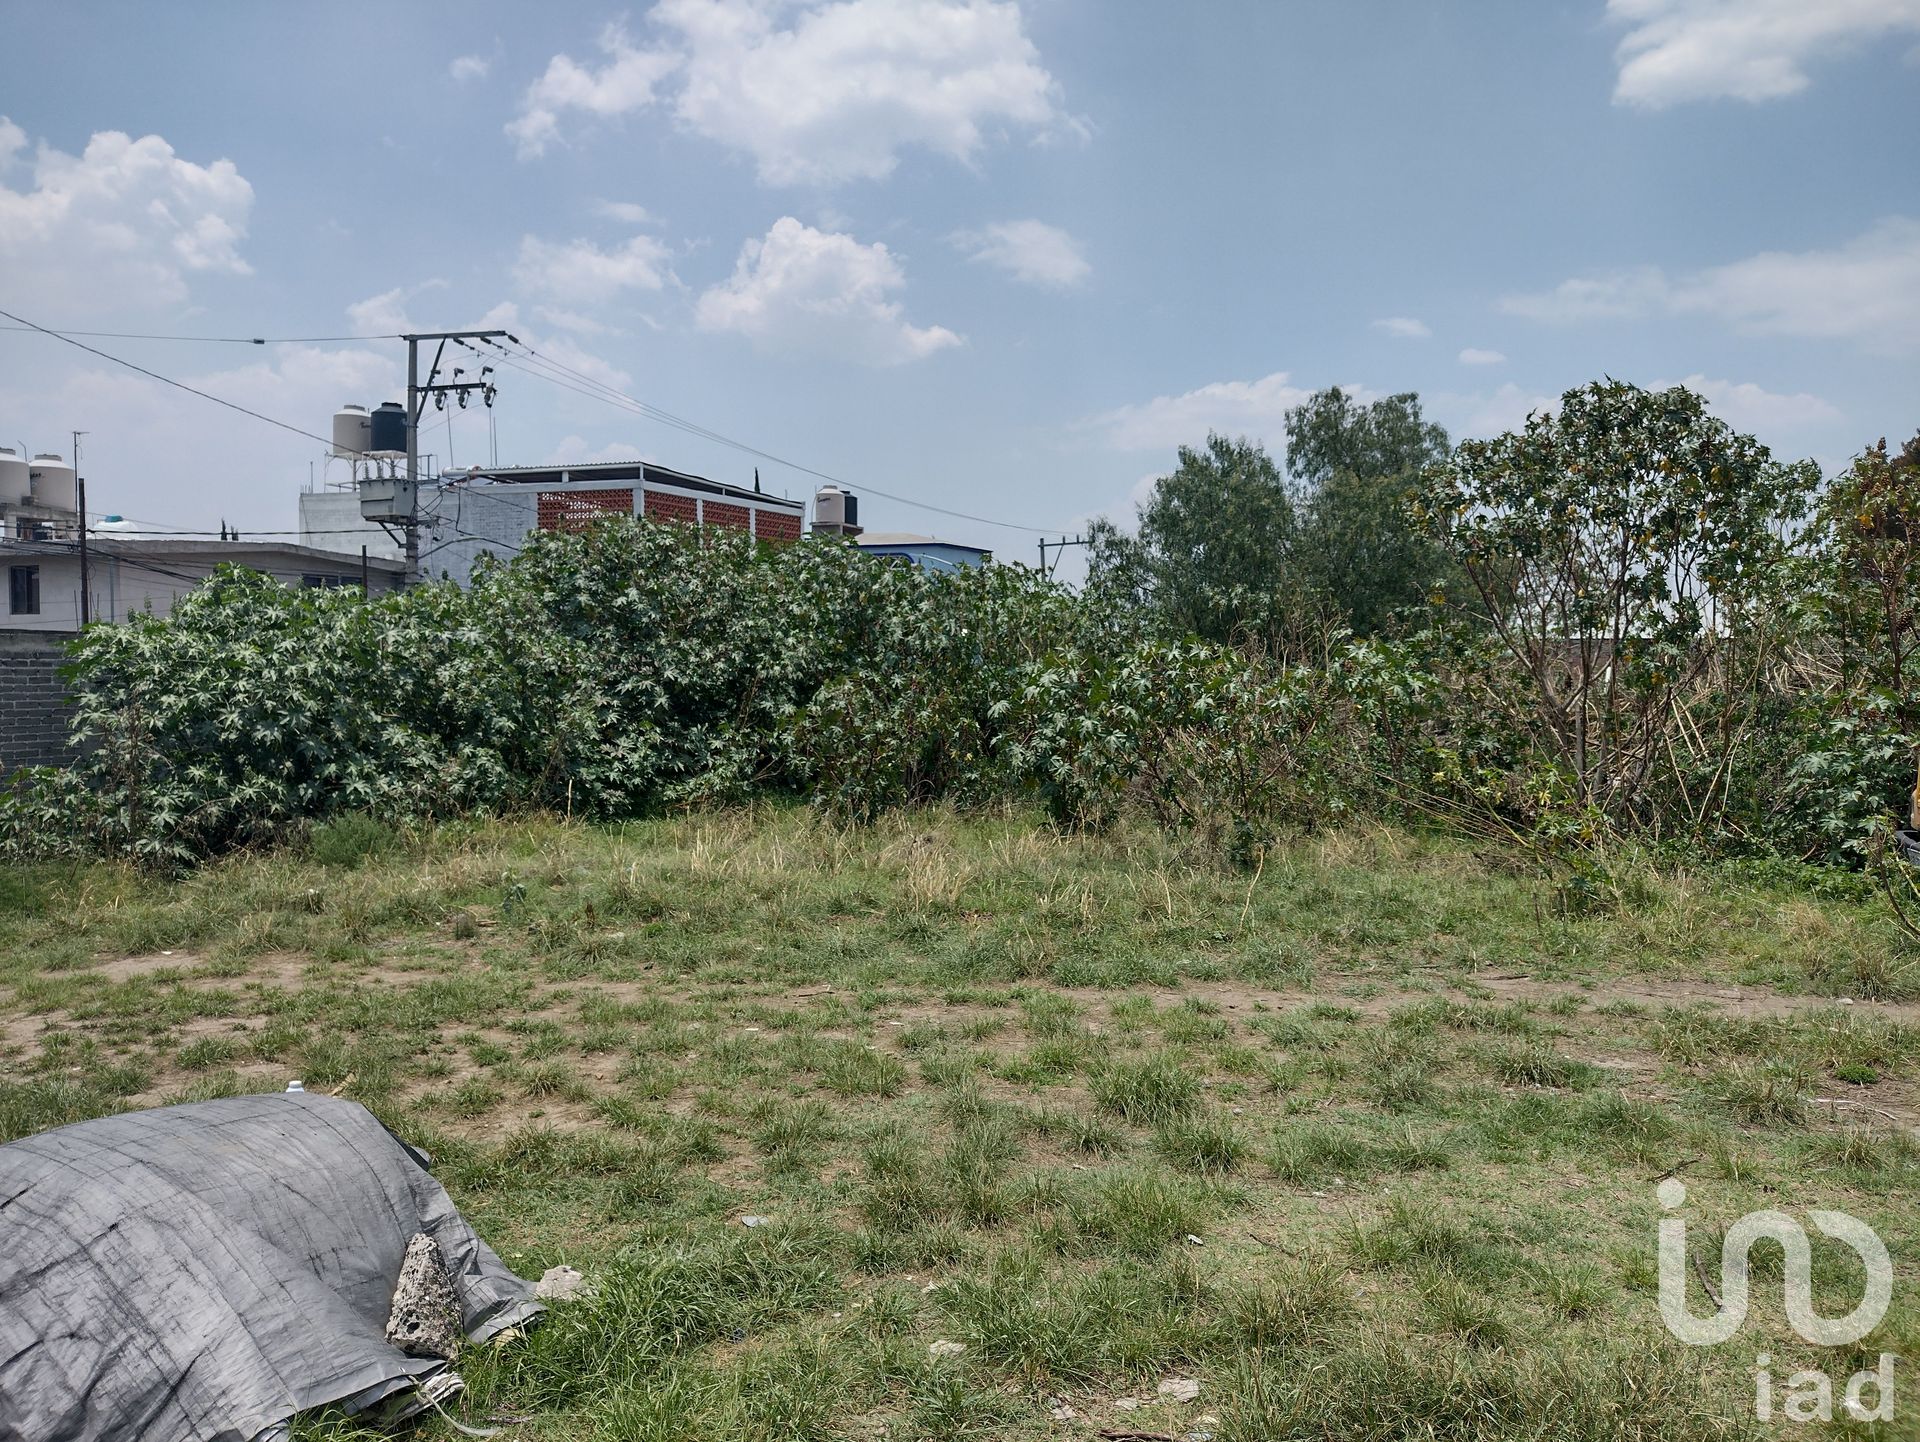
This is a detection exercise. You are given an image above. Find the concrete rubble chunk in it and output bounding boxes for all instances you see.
[534,1264,589,1301]
[386,1233,462,1359]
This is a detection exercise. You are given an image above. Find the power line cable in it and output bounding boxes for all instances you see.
[0,323,401,344]
[0,307,384,460]
[6,303,1067,541]
[485,336,1068,537]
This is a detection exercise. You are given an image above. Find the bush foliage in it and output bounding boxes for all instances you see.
[4,381,1916,870]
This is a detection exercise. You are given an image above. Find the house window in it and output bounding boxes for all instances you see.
[8,564,39,615]
[301,574,351,588]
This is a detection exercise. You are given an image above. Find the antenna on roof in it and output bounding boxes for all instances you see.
[754,467,761,494]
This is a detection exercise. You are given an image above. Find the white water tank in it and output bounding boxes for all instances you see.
[332,404,372,458]
[813,485,860,535]
[30,453,76,512]
[0,446,28,504]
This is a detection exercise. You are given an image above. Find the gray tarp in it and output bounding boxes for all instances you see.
[0,1093,541,1442]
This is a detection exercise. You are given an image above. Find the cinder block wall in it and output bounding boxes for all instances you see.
[0,630,79,772]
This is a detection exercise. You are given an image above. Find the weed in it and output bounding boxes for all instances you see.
[1090,1052,1200,1124]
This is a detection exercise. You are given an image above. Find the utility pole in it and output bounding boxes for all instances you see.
[72,430,89,626]
[401,330,509,586]
[1037,533,1088,580]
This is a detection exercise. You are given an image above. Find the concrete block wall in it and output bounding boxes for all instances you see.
[0,629,79,772]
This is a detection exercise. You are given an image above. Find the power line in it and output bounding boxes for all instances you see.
[0,324,401,344]
[5,304,1069,540]
[483,336,1068,537]
[0,307,383,460]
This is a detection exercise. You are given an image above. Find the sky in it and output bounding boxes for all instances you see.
[1,0,1917,566]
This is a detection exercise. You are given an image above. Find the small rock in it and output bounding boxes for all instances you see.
[928,1340,967,1359]
[1158,1377,1202,1404]
[1184,1234,1205,1246]
[534,1264,589,1302]
[1113,1397,1142,1412]
[387,1234,463,1359]
[1049,1403,1078,1421]
[740,1215,773,1228]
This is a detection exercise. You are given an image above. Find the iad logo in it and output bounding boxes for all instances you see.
[1657,1178,1898,1423]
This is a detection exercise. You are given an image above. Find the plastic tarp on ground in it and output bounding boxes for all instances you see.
[0,1093,541,1442]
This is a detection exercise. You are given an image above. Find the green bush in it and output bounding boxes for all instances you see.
[307,814,398,868]
[6,403,1918,877]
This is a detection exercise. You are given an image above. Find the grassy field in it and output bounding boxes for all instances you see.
[3,808,1917,1439]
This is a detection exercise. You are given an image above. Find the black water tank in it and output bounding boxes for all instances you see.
[369,401,407,453]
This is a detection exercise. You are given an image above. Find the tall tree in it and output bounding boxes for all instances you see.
[1087,433,1305,649]
[1284,388,1452,635]
[1417,379,1816,826]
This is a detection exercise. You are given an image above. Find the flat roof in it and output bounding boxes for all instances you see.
[444,461,804,510]
[1,538,406,572]
[857,533,991,553]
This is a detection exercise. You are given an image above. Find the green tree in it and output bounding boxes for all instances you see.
[1417,379,1817,831]
[1284,387,1453,635]
[1086,433,1311,650]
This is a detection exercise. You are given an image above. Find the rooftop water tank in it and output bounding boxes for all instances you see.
[369,402,407,455]
[813,485,859,534]
[30,453,76,512]
[0,446,28,504]
[332,404,372,458]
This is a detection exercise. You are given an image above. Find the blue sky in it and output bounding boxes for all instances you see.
[1,0,1916,560]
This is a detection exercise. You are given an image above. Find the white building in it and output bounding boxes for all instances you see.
[299,460,807,583]
[3,537,404,632]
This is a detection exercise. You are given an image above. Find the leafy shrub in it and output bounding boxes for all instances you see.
[308,814,398,868]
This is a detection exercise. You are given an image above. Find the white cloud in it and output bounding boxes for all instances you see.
[512,0,1075,185]
[664,0,1073,184]
[514,233,676,304]
[533,305,628,336]
[1458,347,1507,366]
[449,54,492,82]
[1372,316,1431,339]
[1608,0,1920,107]
[546,434,651,465]
[695,216,960,364]
[345,280,448,336]
[1667,374,1841,431]
[1088,371,1317,453]
[953,219,1089,288]
[1500,266,1669,323]
[0,120,253,316]
[1500,218,1920,350]
[594,200,657,225]
[536,332,635,392]
[507,22,681,159]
